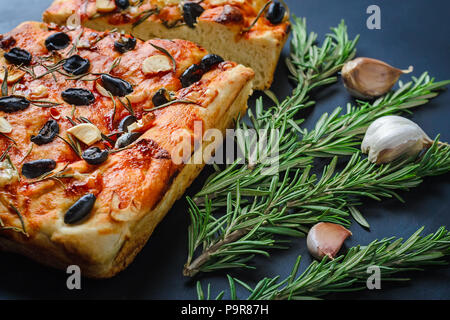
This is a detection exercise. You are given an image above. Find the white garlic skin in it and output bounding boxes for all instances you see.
[307,222,352,260]
[361,115,432,164]
[342,57,413,99]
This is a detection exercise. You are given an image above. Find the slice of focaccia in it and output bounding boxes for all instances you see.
[43,0,290,90]
[0,21,254,278]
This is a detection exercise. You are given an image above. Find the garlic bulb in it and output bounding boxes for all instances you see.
[307,222,352,260]
[361,115,432,164]
[342,57,413,99]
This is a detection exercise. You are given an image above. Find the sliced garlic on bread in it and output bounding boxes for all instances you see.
[67,123,102,146]
[142,55,173,75]
[0,117,12,133]
[0,160,18,188]
[96,0,117,13]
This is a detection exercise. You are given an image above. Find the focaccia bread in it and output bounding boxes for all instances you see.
[0,21,254,278]
[43,0,290,90]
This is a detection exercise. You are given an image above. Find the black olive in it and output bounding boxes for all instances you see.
[4,47,32,66]
[180,64,204,87]
[115,132,141,149]
[114,36,137,54]
[45,32,71,51]
[61,88,95,106]
[152,88,171,107]
[31,119,60,146]
[266,1,286,25]
[118,115,137,133]
[183,2,205,28]
[22,159,56,179]
[64,193,96,225]
[82,147,109,165]
[63,55,91,75]
[0,96,30,113]
[115,0,130,10]
[101,74,133,97]
[200,54,224,72]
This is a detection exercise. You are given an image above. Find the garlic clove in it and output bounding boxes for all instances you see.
[127,113,155,133]
[0,117,12,133]
[67,123,102,146]
[0,65,25,84]
[342,57,413,99]
[142,55,173,75]
[307,222,352,260]
[95,82,111,97]
[66,13,81,30]
[29,85,49,99]
[0,159,19,187]
[96,0,117,12]
[361,115,432,164]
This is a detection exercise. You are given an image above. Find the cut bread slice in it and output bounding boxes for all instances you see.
[0,21,254,278]
[43,0,290,90]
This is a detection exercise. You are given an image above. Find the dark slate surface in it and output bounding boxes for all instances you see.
[0,0,449,300]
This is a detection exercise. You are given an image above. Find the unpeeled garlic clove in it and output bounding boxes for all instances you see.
[67,123,102,146]
[342,57,413,99]
[307,222,352,260]
[361,115,432,164]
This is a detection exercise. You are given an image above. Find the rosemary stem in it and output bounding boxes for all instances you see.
[184,228,250,277]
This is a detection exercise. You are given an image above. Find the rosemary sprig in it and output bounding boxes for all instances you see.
[132,8,160,28]
[0,144,12,162]
[183,17,357,276]
[20,143,33,163]
[197,226,450,300]
[161,19,186,29]
[56,134,81,157]
[0,132,17,145]
[184,140,450,277]
[31,163,86,189]
[194,17,359,200]
[118,96,135,116]
[8,204,28,237]
[242,0,273,33]
[183,17,450,277]
[30,100,62,108]
[196,73,449,202]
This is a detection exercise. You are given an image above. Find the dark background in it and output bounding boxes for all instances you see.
[0,0,449,300]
